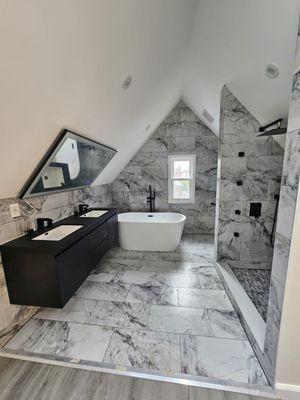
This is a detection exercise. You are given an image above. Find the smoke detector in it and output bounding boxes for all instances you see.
[265,64,279,79]
[202,109,215,124]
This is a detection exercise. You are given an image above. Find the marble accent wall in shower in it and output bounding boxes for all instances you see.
[216,25,300,383]
[262,29,300,382]
[217,87,284,270]
[0,184,112,347]
[111,100,218,235]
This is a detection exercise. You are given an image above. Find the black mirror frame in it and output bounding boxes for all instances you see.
[19,128,117,199]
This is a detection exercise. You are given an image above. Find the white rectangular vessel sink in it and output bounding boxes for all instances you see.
[80,210,108,218]
[32,225,83,241]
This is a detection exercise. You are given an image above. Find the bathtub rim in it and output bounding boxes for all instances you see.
[117,212,186,224]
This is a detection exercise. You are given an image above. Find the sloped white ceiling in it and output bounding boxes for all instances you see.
[0,0,196,198]
[183,0,300,134]
[0,0,299,198]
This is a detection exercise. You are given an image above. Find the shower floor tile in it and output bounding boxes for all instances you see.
[233,268,271,321]
[2,235,269,389]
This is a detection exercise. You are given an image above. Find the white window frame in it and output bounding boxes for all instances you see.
[168,154,196,204]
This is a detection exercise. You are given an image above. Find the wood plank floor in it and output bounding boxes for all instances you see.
[0,357,273,400]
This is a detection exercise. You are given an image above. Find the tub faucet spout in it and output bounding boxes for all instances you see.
[147,185,156,212]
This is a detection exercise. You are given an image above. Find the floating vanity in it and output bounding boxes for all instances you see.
[0,208,118,308]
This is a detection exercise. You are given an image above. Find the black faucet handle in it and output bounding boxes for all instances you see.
[79,204,89,213]
[36,218,53,230]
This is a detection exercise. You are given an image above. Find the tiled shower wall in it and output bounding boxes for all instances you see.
[0,184,112,347]
[111,100,218,234]
[215,24,300,383]
[217,87,284,270]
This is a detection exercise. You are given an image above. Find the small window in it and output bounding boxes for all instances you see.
[168,155,196,203]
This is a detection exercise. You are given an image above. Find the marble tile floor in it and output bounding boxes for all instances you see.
[233,269,271,322]
[2,235,270,393]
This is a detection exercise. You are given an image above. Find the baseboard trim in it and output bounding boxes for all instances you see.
[276,383,300,399]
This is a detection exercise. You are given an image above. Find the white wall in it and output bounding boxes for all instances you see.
[183,0,300,134]
[275,185,300,398]
[0,0,196,199]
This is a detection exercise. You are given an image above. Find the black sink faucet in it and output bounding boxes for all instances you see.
[78,204,89,213]
[36,218,53,230]
[147,185,156,212]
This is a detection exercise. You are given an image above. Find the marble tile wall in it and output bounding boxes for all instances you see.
[216,27,300,384]
[0,184,112,347]
[216,87,284,270]
[111,100,218,235]
[262,29,300,382]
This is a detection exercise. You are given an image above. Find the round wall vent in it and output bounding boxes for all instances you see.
[265,64,279,79]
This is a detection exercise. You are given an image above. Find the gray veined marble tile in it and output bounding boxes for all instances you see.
[87,300,150,330]
[95,258,144,272]
[207,310,247,340]
[126,284,178,306]
[103,329,181,372]
[271,232,290,286]
[178,288,233,311]
[86,272,114,283]
[180,335,267,385]
[155,251,211,263]
[105,248,159,261]
[34,298,98,324]
[111,271,157,286]
[154,272,202,289]
[76,281,130,302]
[197,270,223,290]
[147,305,212,336]
[176,261,214,274]
[138,260,178,273]
[5,319,55,352]
[34,321,113,362]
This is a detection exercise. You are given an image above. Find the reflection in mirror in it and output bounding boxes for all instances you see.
[20,130,117,198]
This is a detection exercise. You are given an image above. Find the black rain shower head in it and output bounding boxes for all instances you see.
[257,127,287,137]
[257,118,287,137]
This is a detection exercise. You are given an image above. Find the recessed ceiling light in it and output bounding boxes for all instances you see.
[265,63,279,79]
[122,76,132,89]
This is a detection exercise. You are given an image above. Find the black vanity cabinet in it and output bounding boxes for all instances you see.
[0,209,118,308]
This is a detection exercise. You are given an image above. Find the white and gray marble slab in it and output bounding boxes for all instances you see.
[147,305,211,336]
[86,272,114,283]
[138,261,178,273]
[96,258,144,272]
[181,335,267,385]
[197,270,223,290]
[76,281,130,302]
[87,300,150,330]
[176,261,214,274]
[103,329,181,372]
[34,321,113,362]
[153,272,202,289]
[34,298,98,324]
[111,271,157,286]
[178,288,233,311]
[4,319,55,352]
[207,310,247,340]
[126,284,178,306]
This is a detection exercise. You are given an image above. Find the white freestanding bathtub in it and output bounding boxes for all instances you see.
[118,212,186,251]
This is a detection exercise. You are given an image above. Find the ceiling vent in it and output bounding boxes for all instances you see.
[202,109,215,124]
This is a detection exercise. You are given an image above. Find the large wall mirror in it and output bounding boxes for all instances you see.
[20,129,117,198]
